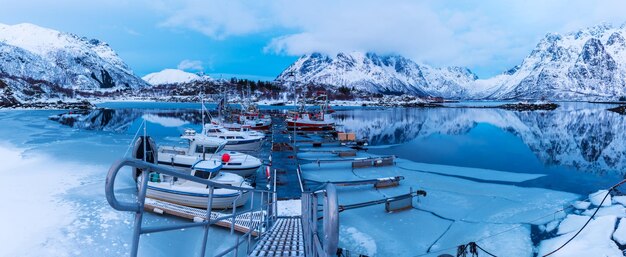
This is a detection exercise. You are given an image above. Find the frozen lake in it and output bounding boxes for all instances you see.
[0,101,625,256]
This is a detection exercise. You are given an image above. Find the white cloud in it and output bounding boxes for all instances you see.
[153,0,626,76]
[177,59,204,71]
[156,0,272,39]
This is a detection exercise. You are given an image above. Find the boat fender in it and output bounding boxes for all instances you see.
[131,136,158,181]
[222,153,231,163]
[265,166,271,179]
[153,208,164,215]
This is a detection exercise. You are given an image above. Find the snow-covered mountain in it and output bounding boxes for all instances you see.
[276,52,478,98]
[474,24,626,100]
[278,24,626,100]
[142,69,211,85]
[0,23,148,103]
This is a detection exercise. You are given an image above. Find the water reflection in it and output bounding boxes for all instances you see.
[335,104,626,175]
[52,103,626,175]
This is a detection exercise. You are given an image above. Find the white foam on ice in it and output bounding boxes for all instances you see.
[538,215,621,257]
[277,199,301,217]
[0,143,97,256]
[340,225,377,256]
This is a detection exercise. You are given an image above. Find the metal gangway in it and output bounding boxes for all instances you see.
[105,158,342,257]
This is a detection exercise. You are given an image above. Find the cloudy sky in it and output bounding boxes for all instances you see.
[1,0,626,80]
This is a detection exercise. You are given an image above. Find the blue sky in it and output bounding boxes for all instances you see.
[1,0,626,80]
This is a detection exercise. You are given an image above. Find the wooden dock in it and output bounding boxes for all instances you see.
[144,198,265,236]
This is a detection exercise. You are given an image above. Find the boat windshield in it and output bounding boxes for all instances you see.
[193,169,218,179]
[195,145,219,154]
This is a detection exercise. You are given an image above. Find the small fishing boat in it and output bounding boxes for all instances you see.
[286,112,335,131]
[153,130,262,177]
[204,124,265,151]
[142,160,252,209]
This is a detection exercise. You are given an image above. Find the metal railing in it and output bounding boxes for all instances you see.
[301,183,339,257]
[105,158,277,257]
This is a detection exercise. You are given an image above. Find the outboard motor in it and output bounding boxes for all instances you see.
[132,136,158,181]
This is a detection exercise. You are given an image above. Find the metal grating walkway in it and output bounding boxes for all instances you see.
[249,217,304,257]
[144,198,265,236]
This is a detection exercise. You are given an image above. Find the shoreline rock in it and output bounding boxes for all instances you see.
[607,105,626,115]
[497,103,559,111]
[0,100,94,110]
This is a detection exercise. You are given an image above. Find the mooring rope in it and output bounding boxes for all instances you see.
[122,119,145,158]
[414,179,626,257]
[541,179,626,257]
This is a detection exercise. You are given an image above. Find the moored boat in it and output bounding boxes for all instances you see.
[142,160,252,209]
[154,130,262,177]
[204,124,265,151]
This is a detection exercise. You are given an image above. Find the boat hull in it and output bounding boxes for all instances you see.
[146,186,251,209]
[223,139,264,151]
[156,161,260,177]
[286,121,335,131]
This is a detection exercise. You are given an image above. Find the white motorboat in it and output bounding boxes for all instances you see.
[156,130,262,177]
[204,124,265,151]
[212,115,272,131]
[142,160,252,209]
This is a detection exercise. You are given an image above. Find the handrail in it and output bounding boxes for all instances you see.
[301,183,339,257]
[105,157,277,257]
[106,158,272,211]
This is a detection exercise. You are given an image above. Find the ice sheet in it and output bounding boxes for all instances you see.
[300,155,578,256]
[0,144,94,256]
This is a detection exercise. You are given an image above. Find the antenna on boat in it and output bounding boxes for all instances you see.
[286,71,297,144]
[143,120,147,163]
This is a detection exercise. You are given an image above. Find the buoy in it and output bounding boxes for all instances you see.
[221,153,231,162]
[265,166,271,179]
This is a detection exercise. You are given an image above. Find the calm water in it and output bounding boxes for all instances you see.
[58,101,626,196]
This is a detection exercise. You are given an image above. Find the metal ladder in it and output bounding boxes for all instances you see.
[249,217,304,257]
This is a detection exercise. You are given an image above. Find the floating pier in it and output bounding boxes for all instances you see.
[144,198,265,236]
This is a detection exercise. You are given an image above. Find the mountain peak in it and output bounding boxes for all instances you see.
[276,51,477,98]
[142,69,211,85]
[0,22,148,103]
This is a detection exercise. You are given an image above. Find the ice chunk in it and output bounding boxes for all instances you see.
[613,218,626,245]
[557,214,588,235]
[573,200,591,210]
[613,196,626,206]
[545,220,560,233]
[582,205,626,218]
[589,190,611,207]
[538,216,621,257]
